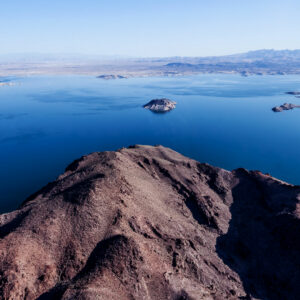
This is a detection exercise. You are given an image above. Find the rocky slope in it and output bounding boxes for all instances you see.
[1,145,300,300]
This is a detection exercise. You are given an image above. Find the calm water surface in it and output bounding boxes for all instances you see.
[0,74,300,212]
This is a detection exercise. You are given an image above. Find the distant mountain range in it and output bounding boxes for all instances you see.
[1,49,300,76]
[225,49,300,61]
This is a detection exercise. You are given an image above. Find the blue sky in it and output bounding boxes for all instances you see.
[1,0,300,57]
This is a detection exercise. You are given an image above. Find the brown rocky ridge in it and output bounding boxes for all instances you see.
[1,145,300,300]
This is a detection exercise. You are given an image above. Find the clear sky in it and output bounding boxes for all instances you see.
[1,0,300,57]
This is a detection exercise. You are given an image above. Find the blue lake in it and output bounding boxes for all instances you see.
[0,74,300,213]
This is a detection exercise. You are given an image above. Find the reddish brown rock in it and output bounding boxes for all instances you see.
[1,145,300,299]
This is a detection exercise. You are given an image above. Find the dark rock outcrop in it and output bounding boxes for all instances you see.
[143,98,176,112]
[272,103,300,112]
[0,145,300,300]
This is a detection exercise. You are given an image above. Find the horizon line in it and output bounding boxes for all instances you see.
[1,48,300,60]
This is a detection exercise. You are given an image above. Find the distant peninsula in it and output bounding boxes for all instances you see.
[286,91,300,95]
[143,98,176,112]
[0,81,14,87]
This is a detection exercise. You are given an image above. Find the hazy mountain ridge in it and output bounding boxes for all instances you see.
[161,50,300,75]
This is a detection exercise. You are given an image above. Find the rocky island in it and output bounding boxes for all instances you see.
[1,145,300,299]
[272,103,300,112]
[143,98,176,112]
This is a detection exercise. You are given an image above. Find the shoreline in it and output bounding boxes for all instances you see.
[0,70,299,79]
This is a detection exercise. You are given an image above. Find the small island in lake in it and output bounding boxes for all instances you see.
[272,103,300,112]
[97,74,128,80]
[143,98,176,112]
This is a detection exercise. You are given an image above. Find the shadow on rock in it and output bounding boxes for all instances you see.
[216,169,300,300]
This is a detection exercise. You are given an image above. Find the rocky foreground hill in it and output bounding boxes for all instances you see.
[1,145,300,300]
